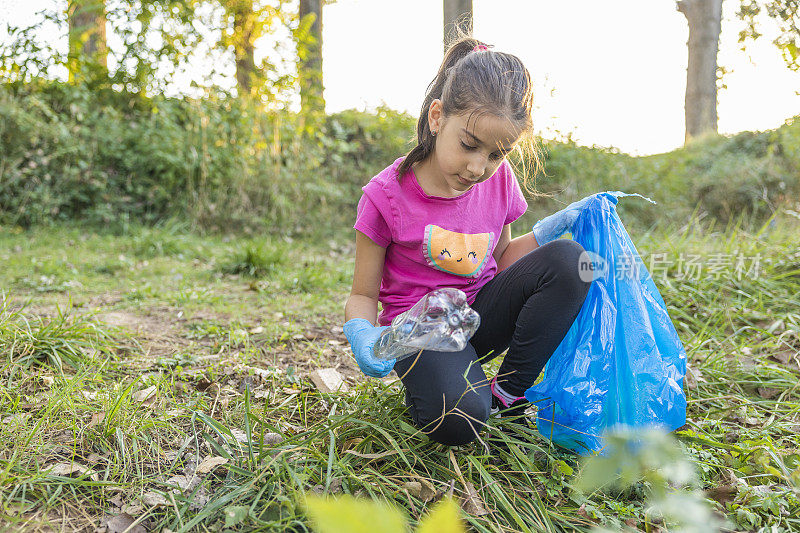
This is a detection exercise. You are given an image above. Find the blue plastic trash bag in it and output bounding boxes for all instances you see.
[525,191,687,455]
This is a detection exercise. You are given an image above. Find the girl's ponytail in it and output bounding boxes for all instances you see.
[397,37,488,178]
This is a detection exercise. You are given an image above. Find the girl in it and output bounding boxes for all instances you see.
[343,37,592,446]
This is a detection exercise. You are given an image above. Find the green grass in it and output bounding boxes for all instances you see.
[0,297,116,372]
[0,216,798,532]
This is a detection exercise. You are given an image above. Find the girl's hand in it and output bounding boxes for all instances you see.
[532,195,594,245]
[343,318,395,378]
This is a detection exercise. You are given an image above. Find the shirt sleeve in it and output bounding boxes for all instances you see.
[504,162,529,225]
[354,193,391,247]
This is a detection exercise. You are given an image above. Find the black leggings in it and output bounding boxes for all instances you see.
[393,239,592,446]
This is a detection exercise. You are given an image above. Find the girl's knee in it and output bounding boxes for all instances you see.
[540,240,592,296]
[419,392,490,446]
[541,239,585,267]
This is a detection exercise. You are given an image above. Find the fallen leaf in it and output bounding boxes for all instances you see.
[230,428,249,444]
[279,420,302,433]
[403,481,422,498]
[706,484,738,505]
[121,503,143,516]
[724,431,739,443]
[106,513,146,533]
[309,368,348,393]
[410,477,438,502]
[770,350,795,365]
[163,450,181,462]
[142,491,169,507]
[132,386,157,403]
[18,401,45,410]
[86,453,105,464]
[328,477,344,494]
[89,411,106,427]
[757,387,780,399]
[750,484,775,496]
[166,474,200,492]
[402,478,437,503]
[189,486,211,510]
[53,430,75,444]
[252,389,270,400]
[195,377,214,391]
[196,456,228,475]
[733,414,761,426]
[248,366,273,381]
[262,432,284,446]
[48,462,92,476]
[459,481,488,516]
[1,413,30,426]
[237,377,255,393]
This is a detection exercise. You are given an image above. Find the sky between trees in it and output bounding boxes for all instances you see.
[2,0,799,155]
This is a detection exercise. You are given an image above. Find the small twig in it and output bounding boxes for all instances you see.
[397,348,425,381]
[209,385,221,418]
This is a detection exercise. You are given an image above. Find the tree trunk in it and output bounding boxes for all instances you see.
[229,0,257,96]
[298,0,324,113]
[67,0,107,81]
[443,0,472,48]
[677,0,722,143]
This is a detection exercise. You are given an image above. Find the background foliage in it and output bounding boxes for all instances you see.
[1,80,798,236]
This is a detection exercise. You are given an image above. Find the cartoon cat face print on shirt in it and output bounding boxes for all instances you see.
[423,224,495,278]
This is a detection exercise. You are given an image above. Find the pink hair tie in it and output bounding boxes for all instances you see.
[473,44,488,52]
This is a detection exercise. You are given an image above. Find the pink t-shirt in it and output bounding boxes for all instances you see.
[355,157,528,326]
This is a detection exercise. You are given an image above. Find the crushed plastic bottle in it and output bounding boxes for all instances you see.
[373,288,481,362]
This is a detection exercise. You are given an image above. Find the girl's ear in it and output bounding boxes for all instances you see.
[428,99,443,133]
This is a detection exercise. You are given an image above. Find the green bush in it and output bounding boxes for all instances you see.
[0,81,413,235]
[517,122,800,229]
[1,79,798,234]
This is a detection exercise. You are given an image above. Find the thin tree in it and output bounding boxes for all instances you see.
[443,0,472,48]
[298,0,324,113]
[225,0,258,95]
[67,0,108,81]
[677,0,723,143]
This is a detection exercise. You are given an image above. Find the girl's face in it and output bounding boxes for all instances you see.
[427,99,522,195]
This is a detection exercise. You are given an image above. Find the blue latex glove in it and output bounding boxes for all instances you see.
[532,195,595,245]
[343,318,395,378]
